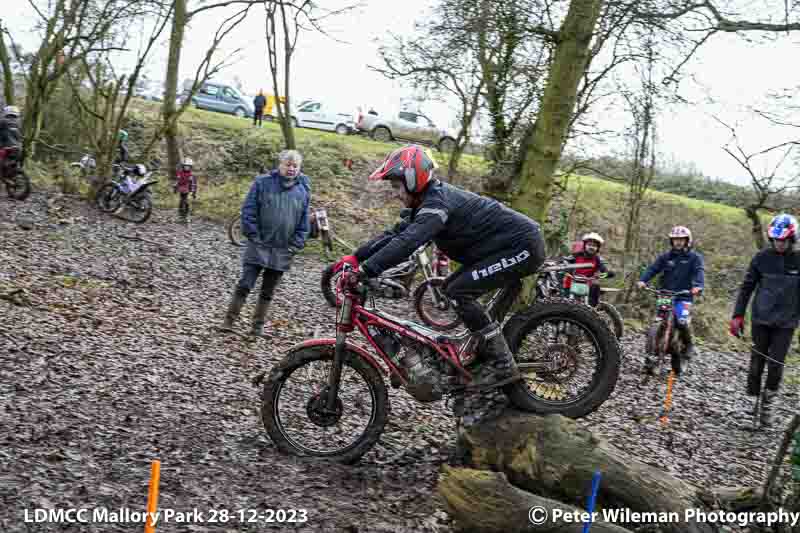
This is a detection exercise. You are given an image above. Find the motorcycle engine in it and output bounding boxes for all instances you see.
[396,338,458,403]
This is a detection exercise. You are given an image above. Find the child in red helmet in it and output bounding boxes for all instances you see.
[175,157,197,223]
[562,232,615,306]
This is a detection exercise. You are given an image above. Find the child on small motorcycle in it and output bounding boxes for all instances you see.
[562,232,615,306]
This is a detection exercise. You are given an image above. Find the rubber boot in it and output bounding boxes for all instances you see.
[250,297,271,337]
[460,322,519,430]
[465,321,521,391]
[678,325,695,362]
[221,288,248,331]
[760,389,778,428]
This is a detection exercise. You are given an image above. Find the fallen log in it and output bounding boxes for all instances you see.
[438,410,719,533]
[439,466,632,533]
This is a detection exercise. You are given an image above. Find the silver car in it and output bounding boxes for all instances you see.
[183,82,254,118]
[355,109,457,152]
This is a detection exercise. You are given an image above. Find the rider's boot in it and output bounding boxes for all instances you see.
[760,389,778,428]
[466,321,522,390]
[678,325,695,362]
[250,297,272,337]
[459,322,520,430]
[221,288,248,331]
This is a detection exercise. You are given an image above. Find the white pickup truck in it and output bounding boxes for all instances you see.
[355,109,457,152]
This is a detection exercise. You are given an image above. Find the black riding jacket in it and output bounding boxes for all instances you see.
[733,247,800,329]
[0,118,21,149]
[357,180,541,277]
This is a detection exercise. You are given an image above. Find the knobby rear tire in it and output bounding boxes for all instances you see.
[503,298,621,418]
[261,345,389,464]
[6,171,31,200]
[320,263,341,307]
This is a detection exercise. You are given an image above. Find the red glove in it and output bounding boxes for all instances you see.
[691,287,702,295]
[333,255,358,272]
[729,316,744,338]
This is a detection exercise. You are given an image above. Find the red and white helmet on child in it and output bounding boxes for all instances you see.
[668,226,692,246]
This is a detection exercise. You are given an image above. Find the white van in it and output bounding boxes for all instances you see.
[293,101,355,135]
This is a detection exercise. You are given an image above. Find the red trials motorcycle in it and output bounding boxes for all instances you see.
[260,263,621,464]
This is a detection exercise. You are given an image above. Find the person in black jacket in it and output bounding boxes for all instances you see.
[334,144,546,440]
[0,105,22,149]
[253,90,266,127]
[730,213,800,427]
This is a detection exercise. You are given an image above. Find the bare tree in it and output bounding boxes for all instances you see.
[66,1,174,193]
[156,1,253,173]
[4,0,153,159]
[264,0,358,150]
[0,21,14,105]
[372,30,485,179]
[715,116,800,250]
[511,0,800,224]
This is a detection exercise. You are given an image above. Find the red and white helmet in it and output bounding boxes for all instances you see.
[668,226,692,246]
[368,144,438,194]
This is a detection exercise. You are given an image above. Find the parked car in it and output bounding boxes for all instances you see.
[183,82,254,118]
[292,100,355,135]
[355,109,457,152]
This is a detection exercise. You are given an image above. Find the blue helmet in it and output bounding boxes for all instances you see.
[767,214,798,242]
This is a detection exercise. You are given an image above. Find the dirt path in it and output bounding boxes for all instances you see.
[1,193,796,532]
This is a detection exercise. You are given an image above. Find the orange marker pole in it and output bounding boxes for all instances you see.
[145,460,161,533]
[659,371,675,426]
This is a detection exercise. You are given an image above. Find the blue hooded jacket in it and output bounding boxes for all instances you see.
[640,248,705,301]
[240,170,310,271]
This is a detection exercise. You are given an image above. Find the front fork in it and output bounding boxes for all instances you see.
[325,297,352,411]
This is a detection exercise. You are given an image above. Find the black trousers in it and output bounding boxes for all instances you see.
[236,264,284,301]
[253,109,264,126]
[443,237,545,332]
[178,193,191,217]
[748,323,794,394]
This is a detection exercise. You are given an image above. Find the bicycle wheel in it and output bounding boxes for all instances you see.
[227,214,243,247]
[261,345,389,464]
[413,278,461,331]
[596,302,624,339]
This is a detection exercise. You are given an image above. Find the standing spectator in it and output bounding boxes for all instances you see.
[221,149,311,337]
[115,129,129,164]
[174,157,197,223]
[253,90,266,127]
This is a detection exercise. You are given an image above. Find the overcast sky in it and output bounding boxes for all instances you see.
[5,0,800,186]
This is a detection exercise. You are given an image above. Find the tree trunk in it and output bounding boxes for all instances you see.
[440,467,630,532]
[162,0,187,177]
[511,0,604,224]
[0,27,14,105]
[441,410,719,533]
[745,205,766,251]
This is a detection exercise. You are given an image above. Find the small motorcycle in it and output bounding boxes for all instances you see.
[320,241,450,308]
[95,163,158,223]
[558,272,624,339]
[0,146,31,200]
[228,207,333,251]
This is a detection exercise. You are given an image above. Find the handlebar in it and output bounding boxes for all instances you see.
[538,262,594,273]
[641,285,694,297]
[564,271,610,282]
